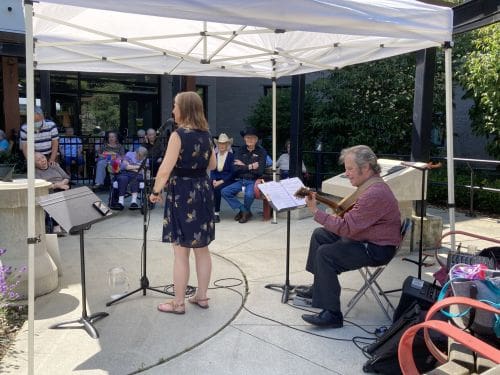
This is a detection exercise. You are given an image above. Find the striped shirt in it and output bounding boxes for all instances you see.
[20,120,59,155]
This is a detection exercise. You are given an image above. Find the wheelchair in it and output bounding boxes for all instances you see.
[108,171,147,213]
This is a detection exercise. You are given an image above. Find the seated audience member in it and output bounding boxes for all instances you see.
[35,152,70,235]
[221,127,266,223]
[20,106,59,166]
[93,130,125,189]
[59,127,84,178]
[265,154,273,168]
[132,129,146,151]
[35,152,70,191]
[0,130,10,155]
[276,140,307,179]
[210,133,235,223]
[114,146,148,210]
[300,145,400,329]
[143,128,165,177]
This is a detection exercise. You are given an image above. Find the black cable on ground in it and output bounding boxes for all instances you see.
[129,251,380,373]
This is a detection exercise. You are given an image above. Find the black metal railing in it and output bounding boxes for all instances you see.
[61,137,499,215]
[303,151,499,215]
[431,157,500,216]
[60,135,168,186]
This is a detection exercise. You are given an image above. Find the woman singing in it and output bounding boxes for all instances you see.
[150,92,216,314]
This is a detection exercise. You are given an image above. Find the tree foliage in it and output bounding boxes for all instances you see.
[245,87,315,153]
[247,54,439,156]
[80,82,123,133]
[247,23,498,161]
[307,55,420,154]
[454,24,500,159]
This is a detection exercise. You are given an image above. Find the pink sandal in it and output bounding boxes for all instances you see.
[188,295,210,309]
[157,300,185,314]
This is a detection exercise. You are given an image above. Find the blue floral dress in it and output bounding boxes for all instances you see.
[162,127,215,248]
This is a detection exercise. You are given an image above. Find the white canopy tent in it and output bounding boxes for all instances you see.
[23,1,455,372]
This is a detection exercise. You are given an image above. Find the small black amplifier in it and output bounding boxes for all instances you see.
[392,276,440,322]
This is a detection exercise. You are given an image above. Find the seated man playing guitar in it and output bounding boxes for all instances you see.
[301,145,401,328]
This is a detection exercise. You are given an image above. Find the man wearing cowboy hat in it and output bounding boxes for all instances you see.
[210,133,235,222]
[221,127,267,223]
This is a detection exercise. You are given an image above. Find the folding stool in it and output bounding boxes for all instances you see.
[344,217,412,320]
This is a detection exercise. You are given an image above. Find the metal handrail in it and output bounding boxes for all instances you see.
[303,151,499,215]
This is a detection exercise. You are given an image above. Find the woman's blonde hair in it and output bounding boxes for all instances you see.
[175,92,209,131]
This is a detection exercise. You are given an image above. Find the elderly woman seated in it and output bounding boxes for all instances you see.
[35,152,70,191]
[35,152,70,235]
[114,146,148,210]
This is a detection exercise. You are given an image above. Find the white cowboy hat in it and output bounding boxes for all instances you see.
[214,133,233,145]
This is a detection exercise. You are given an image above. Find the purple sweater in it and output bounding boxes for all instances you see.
[314,181,401,246]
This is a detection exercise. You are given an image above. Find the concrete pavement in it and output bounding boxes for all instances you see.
[1,198,498,374]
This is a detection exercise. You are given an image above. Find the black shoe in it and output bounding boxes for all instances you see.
[234,211,243,221]
[295,285,313,299]
[214,215,220,223]
[111,203,124,211]
[238,211,252,223]
[302,310,343,328]
[129,202,140,210]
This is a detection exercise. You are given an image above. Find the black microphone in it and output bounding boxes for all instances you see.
[157,118,176,137]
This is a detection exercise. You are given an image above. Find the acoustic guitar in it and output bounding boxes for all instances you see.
[294,187,354,217]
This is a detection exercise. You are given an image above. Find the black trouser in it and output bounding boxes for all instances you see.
[306,227,396,312]
[213,180,233,212]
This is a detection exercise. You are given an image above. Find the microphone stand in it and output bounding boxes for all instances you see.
[106,156,169,306]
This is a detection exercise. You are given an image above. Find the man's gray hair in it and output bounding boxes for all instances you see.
[339,145,381,174]
[34,106,44,115]
[137,129,146,137]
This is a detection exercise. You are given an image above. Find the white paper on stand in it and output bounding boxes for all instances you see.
[257,177,306,212]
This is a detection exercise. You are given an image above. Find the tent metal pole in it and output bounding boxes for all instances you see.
[24,1,36,374]
[444,44,456,251]
[271,62,277,224]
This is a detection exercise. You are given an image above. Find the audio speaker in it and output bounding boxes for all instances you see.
[393,276,440,322]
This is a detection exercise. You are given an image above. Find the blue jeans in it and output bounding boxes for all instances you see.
[221,179,256,212]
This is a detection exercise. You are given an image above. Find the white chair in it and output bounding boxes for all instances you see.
[344,218,412,320]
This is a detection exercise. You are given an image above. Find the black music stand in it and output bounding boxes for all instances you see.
[259,178,306,303]
[105,157,170,306]
[265,208,295,303]
[38,186,114,339]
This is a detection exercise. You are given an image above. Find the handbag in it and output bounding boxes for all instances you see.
[437,263,500,339]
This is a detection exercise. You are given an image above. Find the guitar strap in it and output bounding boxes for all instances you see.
[336,176,384,215]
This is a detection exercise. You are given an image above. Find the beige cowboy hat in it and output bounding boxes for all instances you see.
[214,133,233,145]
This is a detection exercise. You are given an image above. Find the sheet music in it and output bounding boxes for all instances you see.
[257,177,306,211]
